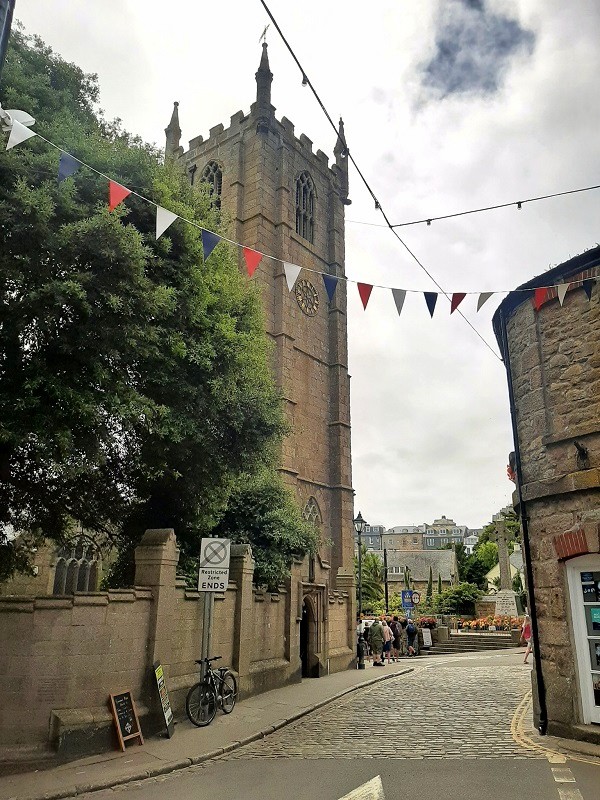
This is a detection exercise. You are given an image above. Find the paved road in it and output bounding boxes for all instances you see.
[87,654,600,800]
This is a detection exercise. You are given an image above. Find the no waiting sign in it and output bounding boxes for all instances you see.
[198,538,231,592]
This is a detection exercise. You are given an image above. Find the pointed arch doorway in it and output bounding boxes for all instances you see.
[300,594,319,677]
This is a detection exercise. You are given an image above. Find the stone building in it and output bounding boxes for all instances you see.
[164,43,354,605]
[381,525,425,550]
[374,548,457,593]
[493,246,600,743]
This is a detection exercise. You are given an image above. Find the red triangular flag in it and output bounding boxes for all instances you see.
[108,180,131,211]
[243,247,262,278]
[532,287,548,311]
[450,292,467,314]
[357,283,373,310]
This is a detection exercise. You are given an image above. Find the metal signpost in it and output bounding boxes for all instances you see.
[401,589,414,611]
[198,538,231,676]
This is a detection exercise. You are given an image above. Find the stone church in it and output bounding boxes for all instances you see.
[164,44,356,672]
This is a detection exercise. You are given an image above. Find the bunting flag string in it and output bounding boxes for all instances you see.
[108,181,131,212]
[322,274,338,303]
[6,119,36,150]
[424,292,438,318]
[392,288,406,317]
[357,283,373,310]
[156,206,178,239]
[243,247,262,278]
[450,293,466,314]
[557,283,569,306]
[284,262,302,292]
[3,118,598,318]
[57,152,81,184]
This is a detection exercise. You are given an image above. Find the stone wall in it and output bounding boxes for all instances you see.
[0,530,354,756]
[495,251,600,743]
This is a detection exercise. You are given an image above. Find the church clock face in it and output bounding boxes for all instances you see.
[295,279,319,317]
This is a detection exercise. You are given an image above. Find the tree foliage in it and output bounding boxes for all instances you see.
[355,546,384,611]
[433,582,482,615]
[208,468,319,590]
[0,30,288,579]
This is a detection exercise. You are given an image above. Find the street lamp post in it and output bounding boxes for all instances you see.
[353,511,368,670]
[353,511,367,618]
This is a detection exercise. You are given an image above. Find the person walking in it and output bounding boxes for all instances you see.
[382,618,393,664]
[406,617,418,656]
[369,617,384,666]
[399,616,408,657]
[389,615,401,661]
[521,614,533,664]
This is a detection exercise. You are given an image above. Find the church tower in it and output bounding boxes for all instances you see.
[165,45,354,597]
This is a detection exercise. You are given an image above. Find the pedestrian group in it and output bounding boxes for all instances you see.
[359,615,420,666]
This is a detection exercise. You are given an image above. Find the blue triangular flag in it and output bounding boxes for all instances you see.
[201,229,221,262]
[424,292,438,317]
[583,279,595,300]
[58,152,80,183]
[322,274,338,303]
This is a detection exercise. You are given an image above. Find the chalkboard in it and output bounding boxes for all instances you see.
[109,691,144,751]
[153,661,174,738]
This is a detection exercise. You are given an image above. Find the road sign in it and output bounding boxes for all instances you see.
[198,538,231,592]
[401,589,414,609]
[411,591,421,605]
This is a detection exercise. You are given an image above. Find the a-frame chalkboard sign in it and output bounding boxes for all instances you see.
[109,691,144,751]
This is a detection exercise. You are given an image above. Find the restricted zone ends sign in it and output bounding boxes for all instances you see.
[198,538,231,592]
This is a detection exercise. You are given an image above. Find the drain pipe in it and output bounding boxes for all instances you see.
[500,308,548,735]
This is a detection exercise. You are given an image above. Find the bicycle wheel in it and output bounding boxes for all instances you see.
[220,672,237,714]
[186,681,217,727]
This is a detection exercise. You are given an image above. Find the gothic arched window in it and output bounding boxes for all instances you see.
[295,172,315,243]
[302,497,321,583]
[52,539,101,595]
[201,161,223,208]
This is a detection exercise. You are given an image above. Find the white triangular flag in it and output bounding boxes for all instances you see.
[6,119,36,150]
[556,283,569,306]
[477,292,494,311]
[391,288,406,316]
[156,206,178,239]
[283,262,301,292]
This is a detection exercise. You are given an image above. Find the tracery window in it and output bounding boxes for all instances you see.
[200,161,223,208]
[302,497,321,583]
[52,540,101,595]
[295,171,315,243]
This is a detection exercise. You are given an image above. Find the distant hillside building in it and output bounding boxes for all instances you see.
[381,525,425,551]
[374,549,457,594]
[354,524,385,552]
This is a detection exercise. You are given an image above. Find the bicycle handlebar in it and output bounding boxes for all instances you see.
[195,655,222,665]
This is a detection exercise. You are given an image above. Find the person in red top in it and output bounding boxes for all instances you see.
[521,614,532,664]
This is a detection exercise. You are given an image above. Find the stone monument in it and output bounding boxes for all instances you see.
[492,519,518,617]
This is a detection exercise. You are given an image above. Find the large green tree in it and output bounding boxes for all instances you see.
[354,546,384,611]
[0,30,288,579]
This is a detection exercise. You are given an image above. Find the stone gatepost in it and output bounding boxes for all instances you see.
[134,529,180,673]
[228,544,255,687]
[335,569,356,652]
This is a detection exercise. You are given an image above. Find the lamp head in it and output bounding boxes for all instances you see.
[353,511,367,534]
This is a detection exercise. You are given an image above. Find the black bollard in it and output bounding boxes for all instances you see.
[357,632,366,669]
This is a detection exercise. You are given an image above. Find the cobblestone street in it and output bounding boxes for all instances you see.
[224,659,540,761]
[82,653,599,800]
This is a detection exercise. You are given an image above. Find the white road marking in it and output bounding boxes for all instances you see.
[557,788,584,800]
[551,767,576,782]
[547,753,567,763]
[338,776,385,800]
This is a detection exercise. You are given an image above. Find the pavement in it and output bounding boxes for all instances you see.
[0,657,415,800]
[2,650,599,800]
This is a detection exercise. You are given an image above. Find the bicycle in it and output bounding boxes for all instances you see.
[185,656,238,727]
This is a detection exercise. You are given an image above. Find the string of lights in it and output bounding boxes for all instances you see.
[258,0,502,361]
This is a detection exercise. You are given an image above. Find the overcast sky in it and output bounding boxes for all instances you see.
[13,0,600,530]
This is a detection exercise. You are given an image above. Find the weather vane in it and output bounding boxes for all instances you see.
[259,24,270,44]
